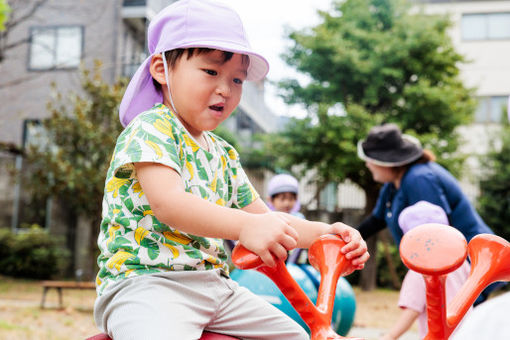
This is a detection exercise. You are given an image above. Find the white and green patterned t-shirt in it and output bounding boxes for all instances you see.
[96,104,259,295]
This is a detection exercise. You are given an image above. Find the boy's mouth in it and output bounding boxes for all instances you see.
[209,105,224,112]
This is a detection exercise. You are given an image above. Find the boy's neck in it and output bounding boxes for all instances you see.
[170,108,209,151]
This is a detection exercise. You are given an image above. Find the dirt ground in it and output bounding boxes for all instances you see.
[0,276,412,340]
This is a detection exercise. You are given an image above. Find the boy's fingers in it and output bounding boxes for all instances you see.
[351,251,370,267]
[280,233,298,251]
[260,250,276,268]
[284,225,299,242]
[270,243,288,261]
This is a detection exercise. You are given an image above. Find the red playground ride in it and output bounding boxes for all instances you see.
[400,223,510,339]
[233,234,363,340]
[88,225,510,340]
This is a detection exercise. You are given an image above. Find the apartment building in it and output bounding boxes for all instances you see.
[419,0,510,199]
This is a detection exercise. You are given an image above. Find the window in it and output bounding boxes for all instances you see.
[462,13,510,41]
[29,26,83,70]
[475,96,508,123]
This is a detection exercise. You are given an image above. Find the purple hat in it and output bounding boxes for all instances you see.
[267,174,299,197]
[119,0,270,127]
[398,201,449,234]
[267,174,301,213]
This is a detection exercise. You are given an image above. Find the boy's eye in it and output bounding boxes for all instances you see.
[233,78,243,85]
[204,69,217,76]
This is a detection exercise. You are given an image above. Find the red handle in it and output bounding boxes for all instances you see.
[231,236,364,340]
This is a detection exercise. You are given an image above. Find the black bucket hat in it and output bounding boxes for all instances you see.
[357,123,423,167]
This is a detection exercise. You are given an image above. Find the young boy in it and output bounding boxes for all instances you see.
[94,1,369,339]
[381,201,471,340]
[267,173,305,218]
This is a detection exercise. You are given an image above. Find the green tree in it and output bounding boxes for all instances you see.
[23,62,126,277]
[266,0,476,289]
[478,122,510,241]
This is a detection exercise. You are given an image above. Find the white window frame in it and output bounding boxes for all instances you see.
[28,25,84,71]
[461,13,510,41]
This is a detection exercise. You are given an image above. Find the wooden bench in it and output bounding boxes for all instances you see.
[40,280,96,309]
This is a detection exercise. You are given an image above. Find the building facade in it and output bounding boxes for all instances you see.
[419,0,510,200]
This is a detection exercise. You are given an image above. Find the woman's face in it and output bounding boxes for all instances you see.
[365,161,399,183]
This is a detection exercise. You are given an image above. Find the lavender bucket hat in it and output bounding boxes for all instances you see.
[398,200,449,235]
[119,0,269,127]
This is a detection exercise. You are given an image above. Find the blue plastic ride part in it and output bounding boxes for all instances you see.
[230,263,356,336]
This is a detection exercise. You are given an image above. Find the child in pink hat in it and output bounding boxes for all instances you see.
[94,1,369,339]
[381,201,471,340]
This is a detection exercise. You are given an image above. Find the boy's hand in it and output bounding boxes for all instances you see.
[238,212,298,268]
[327,222,369,273]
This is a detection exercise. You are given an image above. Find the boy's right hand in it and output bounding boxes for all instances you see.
[238,212,298,268]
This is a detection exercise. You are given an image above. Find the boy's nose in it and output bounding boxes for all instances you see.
[215,80,231,97]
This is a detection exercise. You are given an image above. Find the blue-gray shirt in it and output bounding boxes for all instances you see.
[373,162,493,245]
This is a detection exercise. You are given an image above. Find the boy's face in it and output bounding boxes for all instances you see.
[270,192,298,214]
[168,50,248,138]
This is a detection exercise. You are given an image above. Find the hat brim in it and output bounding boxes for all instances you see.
[170,40,269,81]
[119,44,269,127]
[357,135,423,167]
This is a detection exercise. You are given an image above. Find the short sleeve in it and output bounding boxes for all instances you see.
[110,112,182,179]
[398,270,426,313]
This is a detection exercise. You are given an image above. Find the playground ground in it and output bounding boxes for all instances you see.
[0,276,418,340]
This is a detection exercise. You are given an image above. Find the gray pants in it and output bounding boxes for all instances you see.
[94,269,308,340]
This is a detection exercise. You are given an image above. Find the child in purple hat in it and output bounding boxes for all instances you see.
[381,201,471,340]
[94,1,369,339]
[266,174,305,218]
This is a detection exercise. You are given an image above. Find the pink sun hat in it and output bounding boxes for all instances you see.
[119,0,270,127]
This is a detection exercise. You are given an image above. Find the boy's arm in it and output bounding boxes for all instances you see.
[243,199,369,269]
[134,162,298,267]
[380,308,419,340]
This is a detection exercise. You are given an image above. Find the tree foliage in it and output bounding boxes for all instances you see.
[25,62,126,218]
[0,0,9,31]
[269,0,475,203]
[478,122,510,240]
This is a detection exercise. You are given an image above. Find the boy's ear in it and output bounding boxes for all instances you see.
[149,54,167,85]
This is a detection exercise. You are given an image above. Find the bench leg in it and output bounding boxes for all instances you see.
[40,287,49,309]
[57,287,63,309]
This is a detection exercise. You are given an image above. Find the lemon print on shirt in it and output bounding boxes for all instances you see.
[154,118,175,140]
[163,230,192,245]
[183,134,200,152]
[145,140,163,159]
[107,251,135,271]
[106,177,130,198]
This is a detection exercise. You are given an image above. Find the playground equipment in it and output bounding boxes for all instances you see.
[230,248,356,335]
[400,223,510,340]
[232,234,363,340]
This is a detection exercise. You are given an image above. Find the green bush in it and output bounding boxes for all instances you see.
[0,225,69,279]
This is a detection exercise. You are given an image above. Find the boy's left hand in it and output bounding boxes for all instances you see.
[327,222,369,271]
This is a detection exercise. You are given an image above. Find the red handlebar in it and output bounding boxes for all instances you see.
[232,235,364,340]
